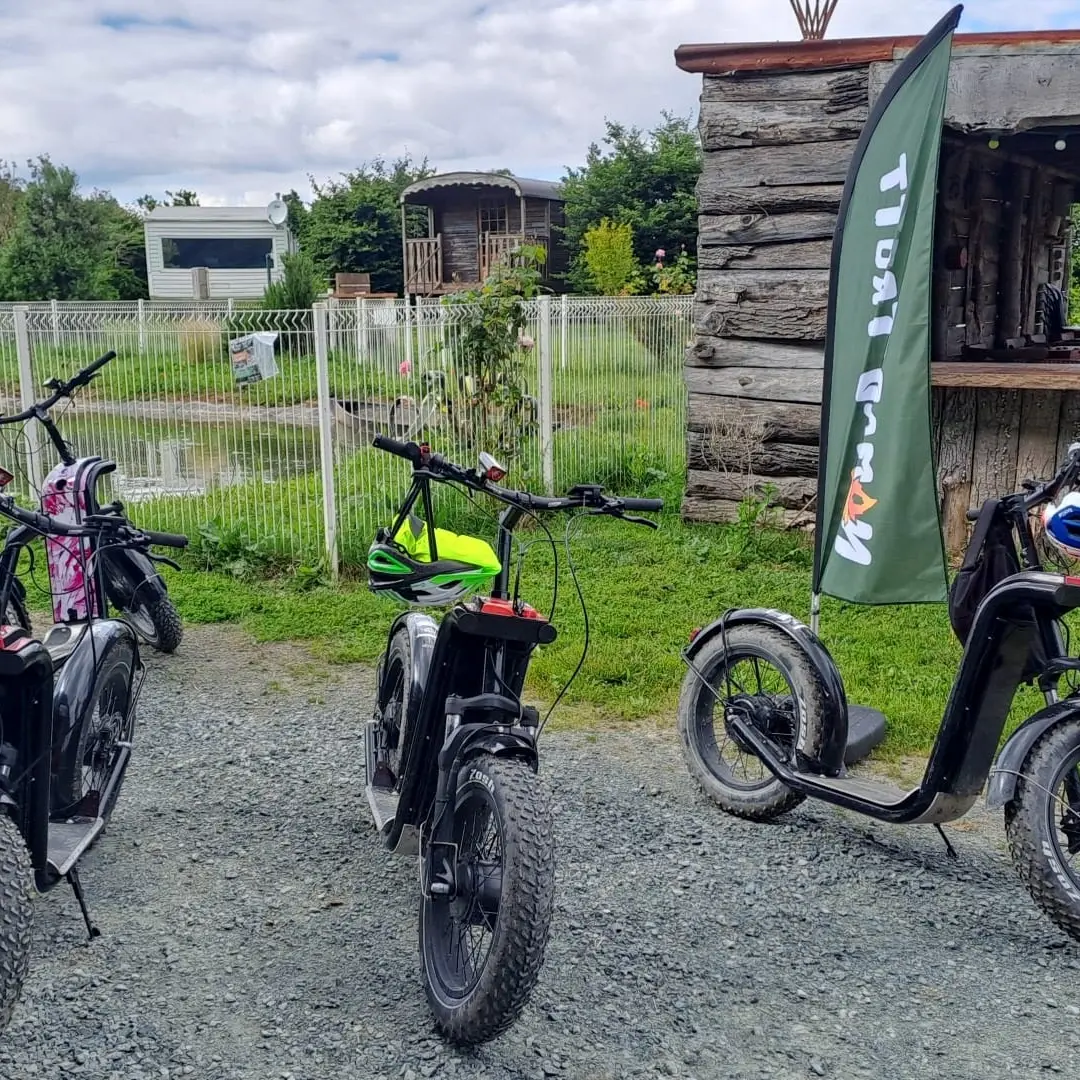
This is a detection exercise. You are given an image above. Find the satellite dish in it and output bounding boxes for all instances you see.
[267,198,288,226]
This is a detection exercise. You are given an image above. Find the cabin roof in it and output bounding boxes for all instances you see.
[674,29,1080,76]
[401,172,563,205]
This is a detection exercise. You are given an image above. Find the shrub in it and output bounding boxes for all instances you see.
[263,250,324,311]
[582,219,644,296]
[176,317,221,364]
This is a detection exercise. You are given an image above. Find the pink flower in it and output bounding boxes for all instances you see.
[399,360,412,376]
[655,248,666,260]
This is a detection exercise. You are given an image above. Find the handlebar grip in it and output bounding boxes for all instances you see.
[84,351,116,377]
[141,529,189,549]
[372,433,421,463]
[619,498,664,512]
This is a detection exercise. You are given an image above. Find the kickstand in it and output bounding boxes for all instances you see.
[935,824,959,861]
[66,867,100,940]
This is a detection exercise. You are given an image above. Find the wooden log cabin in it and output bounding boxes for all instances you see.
[676,30,1080,553]
[400,172,569,296]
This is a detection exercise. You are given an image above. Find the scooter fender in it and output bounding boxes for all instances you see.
[380,611,437,720]
[684,607,849,777]
[100,546,169,610]
[52,619,139,812]
[986,698,1080,809]
[429,722,539,849]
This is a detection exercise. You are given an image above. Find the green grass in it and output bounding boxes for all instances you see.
[107,476,1047,760]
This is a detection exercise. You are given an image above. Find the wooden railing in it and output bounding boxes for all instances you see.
[480,233,547,280]
[405,236,442,293]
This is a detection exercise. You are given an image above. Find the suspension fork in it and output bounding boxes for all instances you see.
[0,527,31,619]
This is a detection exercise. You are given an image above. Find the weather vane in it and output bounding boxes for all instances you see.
[789,0,840,39]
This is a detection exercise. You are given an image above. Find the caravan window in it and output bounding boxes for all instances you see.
[162,237,273,270]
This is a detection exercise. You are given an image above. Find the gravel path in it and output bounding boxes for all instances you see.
[3,625,1080,1080]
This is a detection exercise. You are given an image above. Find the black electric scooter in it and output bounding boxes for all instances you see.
[0,492,187,1032]
[678,442,1080,942]
[364,434,662,1044]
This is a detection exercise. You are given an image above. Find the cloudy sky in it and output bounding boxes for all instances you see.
[3,0,1080,207]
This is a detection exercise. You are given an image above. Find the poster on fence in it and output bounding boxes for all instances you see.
[229,333,279,385]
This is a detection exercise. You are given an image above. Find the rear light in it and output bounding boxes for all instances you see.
[0,467,13,489]
[1067,577,1080,587]
[486,465,507,482]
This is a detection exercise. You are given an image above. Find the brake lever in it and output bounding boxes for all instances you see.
[146,552,181,572]
[585,507,659,529]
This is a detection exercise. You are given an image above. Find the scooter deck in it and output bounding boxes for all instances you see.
[809,773,913,806]
[365,785,398,834]
[47,817,105,877]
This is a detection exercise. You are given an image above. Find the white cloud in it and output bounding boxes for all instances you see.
[1,0,1078,206]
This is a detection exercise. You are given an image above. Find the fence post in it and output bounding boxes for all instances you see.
[356,296,368,361]
[560,292,568,370]
[313,302,339,580]
[137,297,146,354]
[227,298,234,319]
[404,297,414,372]
[13,306,43,495]
[538,294,555,495]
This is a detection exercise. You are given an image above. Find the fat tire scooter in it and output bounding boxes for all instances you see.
[678,442,1080,942]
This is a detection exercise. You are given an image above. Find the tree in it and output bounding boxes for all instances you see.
[0,157,147,301]
[560,113,701,292]
[136,189,200,213]
[296,155,434,294]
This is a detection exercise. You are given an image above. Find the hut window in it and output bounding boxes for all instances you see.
[162,237,274,270]
[478,199,509,235]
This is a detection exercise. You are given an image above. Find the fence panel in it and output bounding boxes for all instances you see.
[16,307,324,567]
[0,296,690,570]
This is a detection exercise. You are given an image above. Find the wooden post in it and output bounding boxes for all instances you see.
[400,202,409,297]
[999,163,1031,345]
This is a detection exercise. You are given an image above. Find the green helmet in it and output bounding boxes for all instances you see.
[367,514,501,606]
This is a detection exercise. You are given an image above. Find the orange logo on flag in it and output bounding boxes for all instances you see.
[841,470,878,525]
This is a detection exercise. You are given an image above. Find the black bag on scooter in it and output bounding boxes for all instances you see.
[948,499,1021,646]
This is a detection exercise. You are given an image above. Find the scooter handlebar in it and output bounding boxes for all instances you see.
[139,529,189,549]
[372,433,422,463]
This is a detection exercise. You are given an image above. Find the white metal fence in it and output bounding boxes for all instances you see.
[0,296,691,573]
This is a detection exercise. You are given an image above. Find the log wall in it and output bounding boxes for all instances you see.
[687,64,1079,551]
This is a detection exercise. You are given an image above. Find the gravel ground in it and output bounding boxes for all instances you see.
[2,624,1080,1080]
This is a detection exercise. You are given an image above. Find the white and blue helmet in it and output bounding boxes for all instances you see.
[1043,491,1080,559]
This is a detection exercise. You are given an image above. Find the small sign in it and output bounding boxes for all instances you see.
[229,332,279,385]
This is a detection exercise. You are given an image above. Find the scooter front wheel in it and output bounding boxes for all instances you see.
[677,623,830,821]
[1005,717,1080,941]
[419,754,555,1045]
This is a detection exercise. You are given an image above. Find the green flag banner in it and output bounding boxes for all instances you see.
[813,6,961,606]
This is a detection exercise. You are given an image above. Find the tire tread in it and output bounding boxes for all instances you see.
[422,755,555,1045]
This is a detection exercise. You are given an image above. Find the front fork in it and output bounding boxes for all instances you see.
[420,711,538,900]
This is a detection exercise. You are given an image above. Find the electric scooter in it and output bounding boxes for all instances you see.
[0,492,187,1032]
[365,434,662,1044]
[678,442,1080,942]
